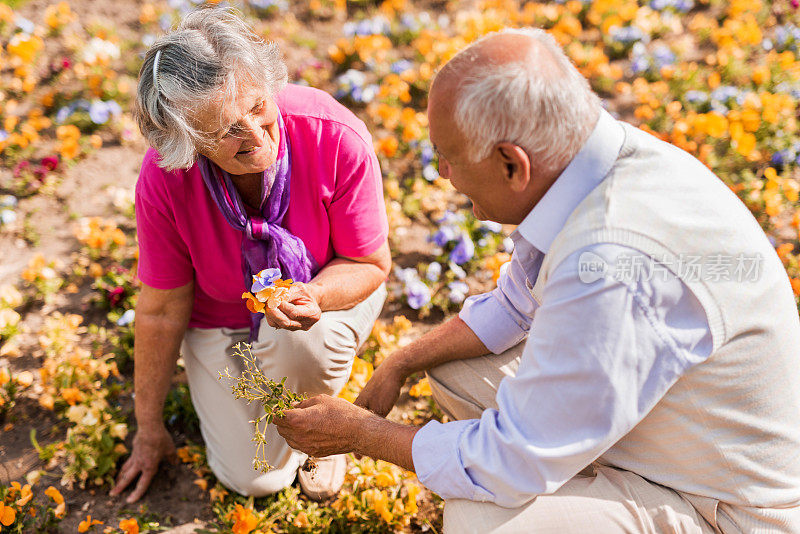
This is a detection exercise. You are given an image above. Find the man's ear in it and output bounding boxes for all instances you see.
[496,142,531,192]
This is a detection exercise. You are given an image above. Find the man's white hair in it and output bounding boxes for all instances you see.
[447,28,601,175]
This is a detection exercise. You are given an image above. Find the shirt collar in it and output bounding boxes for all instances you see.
[517,109,625,254]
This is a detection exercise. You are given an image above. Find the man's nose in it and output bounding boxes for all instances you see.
[438,159,451,180]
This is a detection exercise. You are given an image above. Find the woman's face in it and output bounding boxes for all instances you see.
[196,84,280,176]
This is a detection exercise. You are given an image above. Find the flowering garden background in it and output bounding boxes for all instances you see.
[0,0,799,532]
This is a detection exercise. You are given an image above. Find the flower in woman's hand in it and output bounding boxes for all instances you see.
[251,267,281,293]
[242,291,266,313]
[258,278,293,309]
[242,268,294,313]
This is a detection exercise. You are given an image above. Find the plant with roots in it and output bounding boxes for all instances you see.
[219,342,316,473]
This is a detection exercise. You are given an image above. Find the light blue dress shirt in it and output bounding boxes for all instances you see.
[411,111,713,508]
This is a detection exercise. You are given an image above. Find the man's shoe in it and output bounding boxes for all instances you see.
[298,454,347,501]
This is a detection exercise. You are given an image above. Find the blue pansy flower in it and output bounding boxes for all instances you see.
[450,234,475,265]
[426,262,442,282]
[251,268,281,293]
[432,226,457,247]
[117,309,136,326]
[391,59,414,74]
[420,141,435,166]
[422,164,439,181]
[406,279,431,310]
[480,221,503,233]
[0,209,16,226]
[684,90,709,104]
[89,100,111,124]
[15,17,35,34]
[448,281,469,304]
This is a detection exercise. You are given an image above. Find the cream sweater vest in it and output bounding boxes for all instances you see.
[531,123,800,526]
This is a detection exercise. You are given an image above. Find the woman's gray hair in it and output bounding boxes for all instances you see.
[134,7,287,171]
[446,28,601,176]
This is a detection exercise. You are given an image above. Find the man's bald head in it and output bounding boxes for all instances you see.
[433,32,559,95]
[428,28,601,178]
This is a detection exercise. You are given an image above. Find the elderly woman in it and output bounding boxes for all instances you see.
[109,8,390,503]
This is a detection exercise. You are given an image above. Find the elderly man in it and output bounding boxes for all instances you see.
[275,28,800,533]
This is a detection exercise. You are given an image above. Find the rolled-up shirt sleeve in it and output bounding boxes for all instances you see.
[414,243,712,507]
[459,234,542,354]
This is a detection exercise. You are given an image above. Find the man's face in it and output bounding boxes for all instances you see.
[428,90,507,223]
[196,84,281,176]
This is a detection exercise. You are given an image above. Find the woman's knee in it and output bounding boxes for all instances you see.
[209,456,296,497]
[255,318,358,395]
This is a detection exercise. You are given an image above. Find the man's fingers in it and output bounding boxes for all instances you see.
[295,397,317,409]
[354,386,375,409]
[126,467,156,503]
[276,427,297,448]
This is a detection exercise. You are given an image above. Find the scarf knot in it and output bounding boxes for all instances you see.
[245,217,270,240]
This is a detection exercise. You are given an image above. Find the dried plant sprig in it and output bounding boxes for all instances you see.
[219,342,306,472]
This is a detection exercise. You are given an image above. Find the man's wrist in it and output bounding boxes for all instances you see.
[351,410,382,456]
[352,411,398,457]
[353,411,418,472]
[389,343,427,378]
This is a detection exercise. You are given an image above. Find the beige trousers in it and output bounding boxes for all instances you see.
[426,345,719,534]
[180,285,385,497]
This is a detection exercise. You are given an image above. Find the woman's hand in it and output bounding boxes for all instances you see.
[354,359,408,417]
[262,282,322,331]
[110,424,178,503]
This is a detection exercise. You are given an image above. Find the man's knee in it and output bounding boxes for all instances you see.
[426,361,486,420]
[442,499,528,534]
[427,359,461,392]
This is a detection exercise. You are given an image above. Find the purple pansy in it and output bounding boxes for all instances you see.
[449,234,475,265]
[406,280,431,310]
[251,268,281,293]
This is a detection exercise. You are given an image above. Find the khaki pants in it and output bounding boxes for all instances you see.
[180,285,385,496]
[427,345,718,534]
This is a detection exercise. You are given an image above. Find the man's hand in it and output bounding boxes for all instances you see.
[275,394,419,472]
[275,395,367,457]
[354,359,408,417]
[263,282,322,331]
[110,425,177,503]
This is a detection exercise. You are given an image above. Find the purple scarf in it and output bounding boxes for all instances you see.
[198,113,316,341]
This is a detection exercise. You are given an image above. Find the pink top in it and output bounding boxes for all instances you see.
[135,84,388,328]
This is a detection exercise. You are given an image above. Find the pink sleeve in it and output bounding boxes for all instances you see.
[328,126,388,258]
[135,152,194,289]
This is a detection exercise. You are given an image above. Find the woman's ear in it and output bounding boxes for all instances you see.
[496,142,531,192]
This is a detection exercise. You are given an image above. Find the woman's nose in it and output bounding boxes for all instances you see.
[241,116,264,145]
